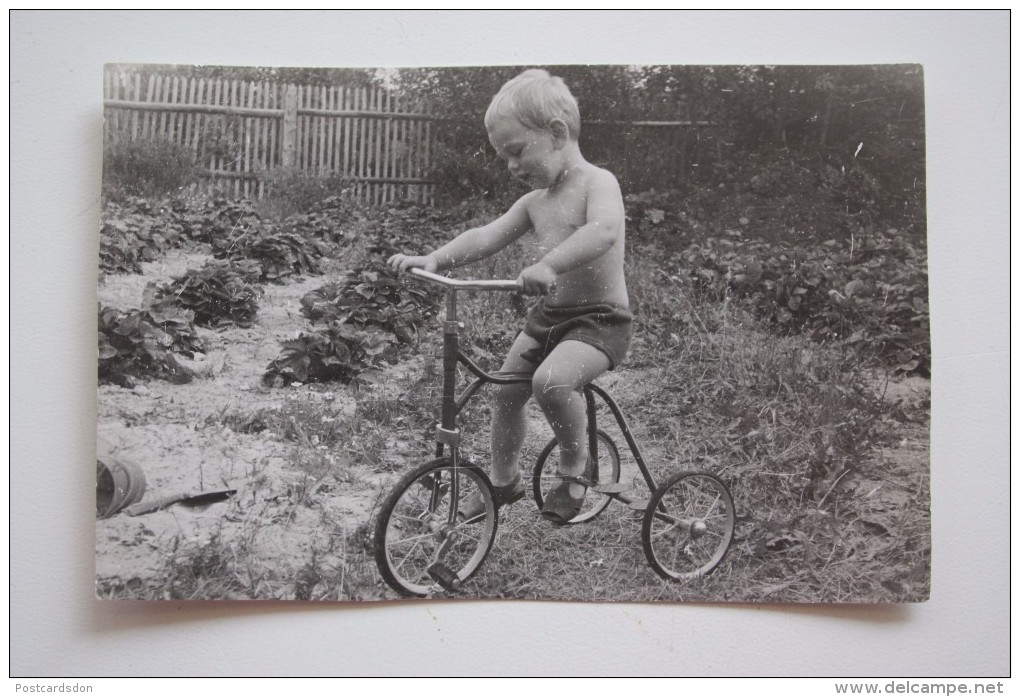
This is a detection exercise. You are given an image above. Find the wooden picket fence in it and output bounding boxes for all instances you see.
[103,69,435,204]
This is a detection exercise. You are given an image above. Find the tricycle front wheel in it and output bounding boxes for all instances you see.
[374,458,497,597]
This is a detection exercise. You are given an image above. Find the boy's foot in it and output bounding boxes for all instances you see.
[541,475,589,525]
[457,476,526,523]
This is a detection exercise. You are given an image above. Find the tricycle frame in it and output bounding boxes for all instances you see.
[373,269,735,596]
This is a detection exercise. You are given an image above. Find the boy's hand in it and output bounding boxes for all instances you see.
[517,261,557,296]
[388,253,438,274]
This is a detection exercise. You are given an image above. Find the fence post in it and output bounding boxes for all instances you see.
[281,84,298,168]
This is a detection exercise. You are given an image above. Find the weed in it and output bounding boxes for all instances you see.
[218,398,350,451]
[98,527,253,600]
[162,529,245,599]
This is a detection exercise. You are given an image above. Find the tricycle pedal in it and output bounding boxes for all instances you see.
[593,483,633,496]
[627,498,650,511]
[427,562,462,591]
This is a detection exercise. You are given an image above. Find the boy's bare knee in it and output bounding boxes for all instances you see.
[531,369,577,408]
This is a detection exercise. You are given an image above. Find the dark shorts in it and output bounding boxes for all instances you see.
[521,299,634,370]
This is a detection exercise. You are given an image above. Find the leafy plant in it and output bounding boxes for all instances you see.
[359,200,496,259]
[153,260,263,328]
[99,197,193,274]
[257,200,502,389]
[300,267,439,343]
[195,198,266,240]
[263,322,396,388]
[211,224,325,284]
[665,225,929,376]
[98,297,204,386]
[279,211,348,247]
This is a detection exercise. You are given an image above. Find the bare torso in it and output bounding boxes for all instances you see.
[523,164,629,308]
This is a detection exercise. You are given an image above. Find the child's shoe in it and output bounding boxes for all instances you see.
[541,475,589,525]
[457,475,526,523]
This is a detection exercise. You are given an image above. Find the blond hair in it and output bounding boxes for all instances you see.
[484,69,581,140]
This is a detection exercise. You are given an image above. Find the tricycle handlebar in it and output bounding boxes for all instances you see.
[409,267,522,292]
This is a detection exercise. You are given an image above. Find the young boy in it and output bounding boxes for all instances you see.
[389,69,631,524]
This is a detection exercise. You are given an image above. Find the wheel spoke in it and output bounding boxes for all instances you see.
[699,492,722,518]
[392,539,425,574]
[386,531,436,548]
[390,512,432,525]
[669,531,684,570]
[451,530,482,545]
[650,524,681,540]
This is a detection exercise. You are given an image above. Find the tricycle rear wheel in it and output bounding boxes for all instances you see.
[532,429,621,524]
[642,471,735,581]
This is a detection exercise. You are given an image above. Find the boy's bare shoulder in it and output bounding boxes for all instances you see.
[581,163,623,193]
[519,189,545,203]
[508,189,543,220]
[510,188,542,208]
[579,163,624,211]
[588,162,621,180]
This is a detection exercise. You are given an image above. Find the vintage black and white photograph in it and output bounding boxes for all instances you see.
[95,62,930,603]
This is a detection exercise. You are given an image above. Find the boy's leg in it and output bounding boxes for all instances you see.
[489,331,541,487]
[531,340,612,495]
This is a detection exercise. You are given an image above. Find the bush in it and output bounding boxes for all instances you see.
[671,227,929,376]
[102,137,198,202]
[623,179,929,377]
[429,138,520,208]
[277,194,354,248]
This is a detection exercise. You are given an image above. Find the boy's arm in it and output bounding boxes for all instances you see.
[426,194,533,271]
[389,194,533,274]
[526,171,624,279]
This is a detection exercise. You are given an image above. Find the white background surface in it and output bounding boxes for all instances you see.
[9,10,1011,677]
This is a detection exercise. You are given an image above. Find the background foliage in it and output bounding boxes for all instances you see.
[389,64,925,230]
